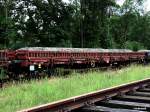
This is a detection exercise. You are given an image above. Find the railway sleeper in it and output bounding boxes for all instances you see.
[115,95,150,103]
[97,99,150,111]
[138,88,150,92]
[81,105,146,112]
[128,91,150,97]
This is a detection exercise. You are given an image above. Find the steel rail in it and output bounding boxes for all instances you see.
[19,78,150,112]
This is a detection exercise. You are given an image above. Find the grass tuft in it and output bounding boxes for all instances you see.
[0,65,150,112]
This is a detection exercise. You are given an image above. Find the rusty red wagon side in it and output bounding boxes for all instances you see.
[11,48,145,76]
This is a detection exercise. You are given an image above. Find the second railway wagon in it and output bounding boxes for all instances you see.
[0,50,15,67]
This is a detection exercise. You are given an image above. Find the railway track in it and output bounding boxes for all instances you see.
[19,78,150,112]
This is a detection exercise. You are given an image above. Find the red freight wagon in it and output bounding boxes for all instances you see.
[0,47,147,79]
[13,47,145,74]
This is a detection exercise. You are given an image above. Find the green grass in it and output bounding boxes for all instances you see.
[1,65,150,112]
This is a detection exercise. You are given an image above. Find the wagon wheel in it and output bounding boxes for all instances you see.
[91,60,95,68]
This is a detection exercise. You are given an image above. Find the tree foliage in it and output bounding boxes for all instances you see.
[0,0,150,51]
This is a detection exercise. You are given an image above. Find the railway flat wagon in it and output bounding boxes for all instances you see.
[11,47,145,76]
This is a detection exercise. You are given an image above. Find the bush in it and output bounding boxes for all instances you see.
[0,68,6,79]
[124,41,146,51]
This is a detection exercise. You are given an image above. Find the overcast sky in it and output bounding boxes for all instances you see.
[117,0,150,12]
[63,0,150,12]
[144,0,150,12]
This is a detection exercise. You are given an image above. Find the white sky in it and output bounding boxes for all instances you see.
[63,0,150,12]
[116,0,150,12]
[144,0,150,12]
